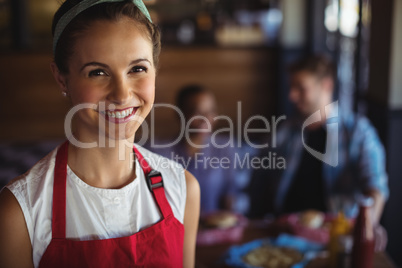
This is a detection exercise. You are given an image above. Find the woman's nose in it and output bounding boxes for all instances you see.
[107,77,131,105]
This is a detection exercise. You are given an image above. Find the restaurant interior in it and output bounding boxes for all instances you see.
[0,0,402,267]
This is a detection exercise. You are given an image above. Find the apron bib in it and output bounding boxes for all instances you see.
[39,141,184,268]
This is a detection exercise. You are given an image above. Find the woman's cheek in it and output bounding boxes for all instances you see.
[138,77,156,104]
[68,80,103,104]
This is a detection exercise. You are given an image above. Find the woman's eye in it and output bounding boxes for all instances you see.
[89,69,106,77]
[131,66,147,73]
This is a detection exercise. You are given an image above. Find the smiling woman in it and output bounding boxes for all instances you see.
[0,1,200,268]
[52,17,156,143]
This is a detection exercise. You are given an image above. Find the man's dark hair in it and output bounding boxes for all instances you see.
[289,55,336,80]
[176,84,207,112]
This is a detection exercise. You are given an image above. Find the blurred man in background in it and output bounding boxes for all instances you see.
[151,85,238,213]
[248,55,388,225]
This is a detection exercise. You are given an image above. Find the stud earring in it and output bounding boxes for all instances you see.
[62,91,67,97]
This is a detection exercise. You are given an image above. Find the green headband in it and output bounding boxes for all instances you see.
[53,0,152,53]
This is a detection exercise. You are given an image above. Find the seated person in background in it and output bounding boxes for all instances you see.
[248,55,388,225]
[151,85,237,213]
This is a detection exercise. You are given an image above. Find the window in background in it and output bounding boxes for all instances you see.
[355,0,371,114]
[323,0,371,114]
[324,0,338,51]
[337,0,359,113]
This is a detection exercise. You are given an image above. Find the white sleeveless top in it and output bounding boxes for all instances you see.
[6,144,187,268]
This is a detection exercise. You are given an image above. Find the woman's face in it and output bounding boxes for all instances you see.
[54,17,156,143]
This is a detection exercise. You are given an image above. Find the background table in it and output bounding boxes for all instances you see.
[195,220,397,268]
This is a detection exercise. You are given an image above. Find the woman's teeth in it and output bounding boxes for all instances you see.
[101,108,135,119]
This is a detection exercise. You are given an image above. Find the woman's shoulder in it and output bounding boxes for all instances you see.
[6,145,59,191]
[135,144,188,222]
[1,144,60,258]
[5,144,60,217]
[0,185,34,267]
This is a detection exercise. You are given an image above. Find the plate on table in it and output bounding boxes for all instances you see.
[223,234,324,268]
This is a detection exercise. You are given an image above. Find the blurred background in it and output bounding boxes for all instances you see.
[0,0,401,265]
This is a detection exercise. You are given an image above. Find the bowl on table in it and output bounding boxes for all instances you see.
[197,211,248,246]
[274,210,339,244]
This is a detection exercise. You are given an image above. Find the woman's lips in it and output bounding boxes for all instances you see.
[99,107,139,123]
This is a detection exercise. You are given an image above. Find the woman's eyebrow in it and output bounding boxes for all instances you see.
[129,58,151,65]
[80,59,151,72]
[80,62,109,72]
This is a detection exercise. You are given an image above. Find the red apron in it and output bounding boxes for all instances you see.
[39,141,184,268]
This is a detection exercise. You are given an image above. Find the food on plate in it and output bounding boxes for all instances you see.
[243,245,303,268]
[299,210,325,229]
[203,211,238,229]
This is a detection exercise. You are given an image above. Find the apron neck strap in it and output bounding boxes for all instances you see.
[52,141,69,239]
[133,146,173,219]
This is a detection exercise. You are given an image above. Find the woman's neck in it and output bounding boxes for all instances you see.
[67,138,136,189]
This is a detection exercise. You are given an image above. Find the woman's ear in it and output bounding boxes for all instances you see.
[50,62,68,93]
